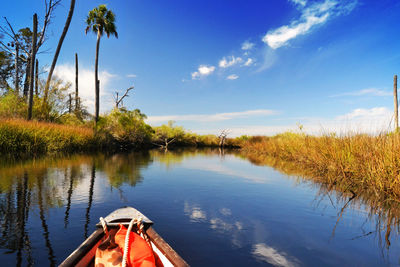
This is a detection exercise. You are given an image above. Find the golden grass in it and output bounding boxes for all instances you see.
[241,132,400,202]
[0,118,98,154]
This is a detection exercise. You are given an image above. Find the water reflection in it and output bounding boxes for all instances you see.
[240,151,400,260]
[252,243,299,267]
[0,149,398,265]
[0,152,152,265]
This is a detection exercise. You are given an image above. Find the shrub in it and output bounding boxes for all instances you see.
[97,108,153,149]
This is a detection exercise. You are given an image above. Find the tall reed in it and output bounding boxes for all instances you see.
[241,132,400,201]
[0,118,98,154]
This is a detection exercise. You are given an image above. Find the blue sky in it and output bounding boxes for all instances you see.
[2,0,400,136]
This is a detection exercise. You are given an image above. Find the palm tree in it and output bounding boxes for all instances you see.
[85,5,118,122]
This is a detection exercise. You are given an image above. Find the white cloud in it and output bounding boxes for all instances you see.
[252,243,298,267]
[126,74,136,78]
[227,74,239,80]
[193,107,393,137]
[191,65,216,79]
[335,107,391,120]
[146,109,279,124]
[330,88,391,97]
[53,64,116,114]
[263,0,357,49]
[244,58,254,66]
[290,0,307,7]
[241,41,255,50]
[219,56,243,68]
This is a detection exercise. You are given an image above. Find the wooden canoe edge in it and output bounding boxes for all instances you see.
[147,227,189,267]
[58,229,103,267]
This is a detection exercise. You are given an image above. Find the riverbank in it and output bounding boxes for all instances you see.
[0,118,238,155]
[0,118,99,154]
[240,132,400,202]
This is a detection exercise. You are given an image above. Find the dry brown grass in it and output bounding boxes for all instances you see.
[241,132,400,201]
[0,118,98,154]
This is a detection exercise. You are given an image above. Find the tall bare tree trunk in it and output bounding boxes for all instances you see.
[15,43,19,93]
[68,93,72,113]
[75,53,79,112]
[95,31,101,122]
[42,0,76,109]
[35,59,39,96]
[27,14,37,121]
[23,58,31,98]
[394,75,398,132]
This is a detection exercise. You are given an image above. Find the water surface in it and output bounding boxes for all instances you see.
[0,149,399,266]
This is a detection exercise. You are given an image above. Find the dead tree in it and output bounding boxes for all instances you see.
[27,14,37,121]
[219,129,229,148]
[43,0,76,107]
[14,42,19,93]
[0,0,61,96]
[113,86,134,109]
[68,93,72,113]
[75,53,79,111]
[35,59,38,96]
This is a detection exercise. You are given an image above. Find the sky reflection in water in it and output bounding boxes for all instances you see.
[0,149,398,266]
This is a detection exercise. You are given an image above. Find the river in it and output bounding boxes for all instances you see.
[0,149,399,266]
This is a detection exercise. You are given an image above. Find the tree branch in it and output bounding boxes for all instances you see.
[114,86,134,108]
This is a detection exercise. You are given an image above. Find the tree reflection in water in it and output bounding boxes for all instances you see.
[84,163,96,239]
[0,149,398,264]
[0,152,152,265]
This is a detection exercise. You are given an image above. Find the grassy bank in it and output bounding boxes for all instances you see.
[0,118,98,154]
[0,117,237,155]
[240,132,400,202]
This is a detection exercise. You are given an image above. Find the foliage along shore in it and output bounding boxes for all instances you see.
[0,115,239,156]
[240,132,400,203]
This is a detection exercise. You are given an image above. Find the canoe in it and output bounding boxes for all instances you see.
[59,207,189,267]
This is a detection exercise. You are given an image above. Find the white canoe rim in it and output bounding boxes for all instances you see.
[59,207,189,267]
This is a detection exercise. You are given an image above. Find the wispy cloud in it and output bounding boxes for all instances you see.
[146,109,279,124]
[257,47,277,71]
[191,65,216,79]
[53,64,116,113]
[330,88,391,97]
[290,0,307,7]
[219,56,243,68]
[263,0,357,49]
[126,74,136,78]
[193,107,393,136]
[336,107,391,120]
[227,74,239,80]
[244,58,254,66]
[241,41,255,51]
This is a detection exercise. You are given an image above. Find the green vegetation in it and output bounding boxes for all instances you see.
[240,132,400,202]
[0,104,235,155]
[96,108,153,150]
[0,2,241,155]
[85,4,118,122]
